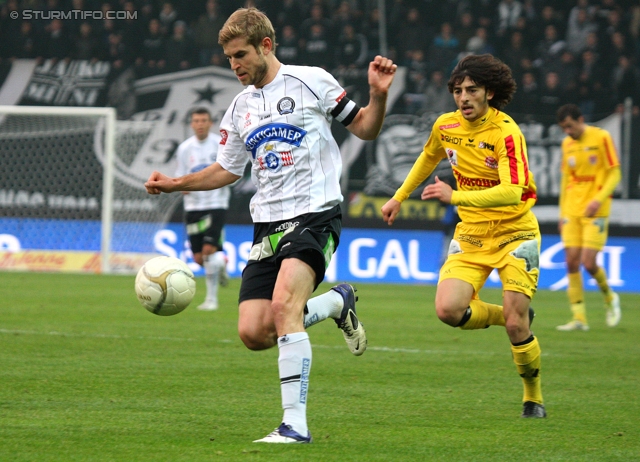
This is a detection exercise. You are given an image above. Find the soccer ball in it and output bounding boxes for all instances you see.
[135,256,196,316]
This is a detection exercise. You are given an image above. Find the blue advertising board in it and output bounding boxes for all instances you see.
[0,219,637,293]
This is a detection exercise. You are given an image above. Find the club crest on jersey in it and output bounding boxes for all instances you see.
[485,156,498,169]
[446,148,458,166]
[277,97,295,115]
[246,123,307,158]
[568,156,576,168]
[589,155,597,165]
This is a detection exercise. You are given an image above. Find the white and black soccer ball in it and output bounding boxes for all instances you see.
[135,256,196,316]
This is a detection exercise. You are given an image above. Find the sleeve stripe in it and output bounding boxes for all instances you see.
[519,135,529,185]
[604,136,618,167]
[505,135,519,184]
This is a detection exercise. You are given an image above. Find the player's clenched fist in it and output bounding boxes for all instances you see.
[145,171,174,195]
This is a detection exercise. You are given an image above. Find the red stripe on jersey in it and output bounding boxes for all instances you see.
[603,136,616,166]
[519,136,529,185]
[505,135,519,184]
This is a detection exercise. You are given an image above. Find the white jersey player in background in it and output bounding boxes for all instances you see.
[175,107,230,311]
[145,7,397,443]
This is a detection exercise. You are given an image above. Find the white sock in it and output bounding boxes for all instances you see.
[304,289,343,328]
[203,254,219,302]
[211,251,226,271]
[278,332,311,435]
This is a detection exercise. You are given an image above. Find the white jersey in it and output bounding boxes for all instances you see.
[216,64,360,223]
[175,133,231,211]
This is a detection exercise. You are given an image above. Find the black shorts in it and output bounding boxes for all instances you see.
[239,205,342,302]
[185,209,227,254]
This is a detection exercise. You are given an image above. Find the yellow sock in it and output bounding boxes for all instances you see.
[571,302,588,324]
[512,337,543,404]
[567,272,584,305]
[459,299,505,330]
[593,267,613,304]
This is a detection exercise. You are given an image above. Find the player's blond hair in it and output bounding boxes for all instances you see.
[218,8,277,54]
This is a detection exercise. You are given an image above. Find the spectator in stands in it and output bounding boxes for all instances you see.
[301,22,333,69]
[397,8,434,65]
[403,49,429,113]
[612,54,640,107]
[43,19,71,60]
[455,11,477,50]
[194,0,226,67]
[502,30,533,81]
[73,23,103,62]
[538,71,565,120]
[427,21,460,74]
[465,27,496,56]
[273,0,304,37]
[11,20,42,60]
[361,7,382,60]
[158,2,178,36]
[566,7,599,56]
[332,0,360,38]
[165,21,194,72]
[534,4,566,42]
[533,24,566,72]
[300,4,334,42]
[510,71,540,115]
[277,24,301,64]
[334,23,368,70]
[496,0,523,39]
[605,31,635,70]
[577,49,609,119]
[420,69,457,115]
[138,18,166,75]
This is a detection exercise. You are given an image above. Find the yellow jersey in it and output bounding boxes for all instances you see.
[560,125,620,218]
[394,107,537,227]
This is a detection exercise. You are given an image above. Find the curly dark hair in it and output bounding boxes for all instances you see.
[447,54,516,110]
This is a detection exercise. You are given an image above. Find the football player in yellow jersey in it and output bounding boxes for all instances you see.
[555,104,622,332]
[382,54,546,418]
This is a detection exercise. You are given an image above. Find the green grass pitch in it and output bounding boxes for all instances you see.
[2,272,639,461]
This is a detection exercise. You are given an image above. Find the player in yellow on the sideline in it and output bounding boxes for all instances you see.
[555,104,622,332]
[381,54,545,418]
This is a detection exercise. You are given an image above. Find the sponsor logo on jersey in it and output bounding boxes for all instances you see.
[441,134,463,145]
[453,170,500,188]
[439,122,460,130]
[484,156,498,169]
[251,92,261,98]
[274,221,299,232]
[258,144,295,172]
[498,231,537,248]
[478,141,494,151]
[220,129,228,145]
[245,123,307,158]
[458,234,484,247]
[277,96,295,115]
[446,148,458,166]
[568,156,576,168]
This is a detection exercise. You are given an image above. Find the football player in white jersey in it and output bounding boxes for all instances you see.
[176,107,231,311]
[145,7,397,443]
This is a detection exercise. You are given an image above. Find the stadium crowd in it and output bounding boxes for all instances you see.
[1,0,639,119]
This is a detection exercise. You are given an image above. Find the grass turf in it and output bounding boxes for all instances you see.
[1,272,638,461]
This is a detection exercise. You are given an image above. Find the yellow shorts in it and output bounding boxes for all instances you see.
[439,220,541,299]
[561,216,609,250]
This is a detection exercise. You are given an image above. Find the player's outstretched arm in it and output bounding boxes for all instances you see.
[145,162,240,195]
[346,55,397,140]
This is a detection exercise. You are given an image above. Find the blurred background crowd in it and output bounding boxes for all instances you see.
[1,0,640,120]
